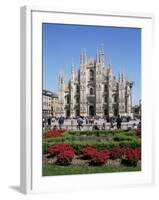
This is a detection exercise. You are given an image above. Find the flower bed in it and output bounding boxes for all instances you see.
[43,129,141,170]
[111,147,126,159]
[45,142,141,167]
[56,149,75,166]
[43,139,141,155]
[47,143,74,165]
[135,129,141,138]
[43,129,140,153]
[48,143,73,157]
[111,146,141,166]
[91,150,109,166]
[43,129,65,139]
[81,146,97,159]
[122,147,141,166]
[81,146,109,166]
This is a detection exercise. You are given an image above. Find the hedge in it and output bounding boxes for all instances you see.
[43,139,141,154]
[42,129,140,154]
[67,129,134,136]
[43,130,137,144]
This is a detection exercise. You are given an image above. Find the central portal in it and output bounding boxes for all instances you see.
[89,105,95,116]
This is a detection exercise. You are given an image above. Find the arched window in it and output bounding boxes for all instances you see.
[89,70,94,81]
[104,96,107,103]
[67,96,69,104]
[104,84,107,92]
[104,109,108,116]
[76,85,79,93]
[114,95,117,102]
[76,97,79,103]
[90,88,94,95]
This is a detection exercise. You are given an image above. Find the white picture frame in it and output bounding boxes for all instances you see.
[20,6,154,194]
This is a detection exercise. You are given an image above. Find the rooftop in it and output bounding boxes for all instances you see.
[43,89,58,98]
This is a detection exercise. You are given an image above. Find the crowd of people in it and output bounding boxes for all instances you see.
[43,114,140,131]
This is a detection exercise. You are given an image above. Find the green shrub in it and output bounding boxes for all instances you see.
[43,142,49,154]
[43,140,140,154]
[114,135,136,142]
[67,129,131,136]
[42,129,141,155]
[119,140,141,148]
[42,127,50,134]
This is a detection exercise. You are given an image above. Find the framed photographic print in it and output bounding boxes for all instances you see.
[20,6,154,194]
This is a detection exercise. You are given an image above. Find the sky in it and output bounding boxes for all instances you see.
[42,23,141,106]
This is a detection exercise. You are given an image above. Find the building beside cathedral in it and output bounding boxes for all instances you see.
[45,47,133,118]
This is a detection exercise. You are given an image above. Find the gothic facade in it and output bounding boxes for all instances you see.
[57,47,133,118]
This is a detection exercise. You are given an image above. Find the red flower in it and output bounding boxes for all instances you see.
[81,146,97,159]
[135,129,141,138]
[43,129,65,139]
[47,143,74,165]
[48,143,73,156]
[111,147,124,159]
[56,149,74,165]
[91,150,109,165]
[57,149,74,160]
[125,148,141,162]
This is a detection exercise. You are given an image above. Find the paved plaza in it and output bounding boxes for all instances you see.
[44,118,140,131]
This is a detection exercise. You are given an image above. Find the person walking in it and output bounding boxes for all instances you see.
[48,117,51,130]
[93,122,99,130]
[116,115,122,129]
[102,122,106,130]
[110,117,114,129]
[77,116,83,130]
[85,117,89,125]
[90,118,93,126]
[58,116,65,129]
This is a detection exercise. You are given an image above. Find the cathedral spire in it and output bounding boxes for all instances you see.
[108,56,112,68]
[83,48,87,64]
[121,73,124,82]
[58,71,64,92]
[71,58,75,74]
[61,70,64,77]
[80,48,87,64]
[71,58,76,82]
[61,71,64,84]
[118,66,125,83]
[80,48,83,65]
[58,72,61,85]
[118,72,122,82]
[96,47,99,63]
[99,44,104,64]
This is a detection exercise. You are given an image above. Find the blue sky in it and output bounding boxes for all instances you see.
[42,23,141,105]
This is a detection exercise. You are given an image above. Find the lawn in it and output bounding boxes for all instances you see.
[43,164,141,176]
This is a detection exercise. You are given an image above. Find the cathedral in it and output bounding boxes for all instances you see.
[56,47,133,118]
